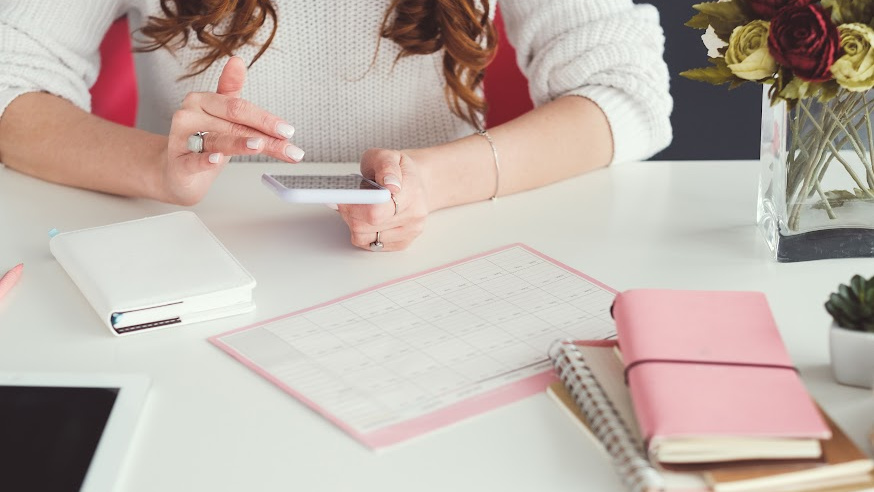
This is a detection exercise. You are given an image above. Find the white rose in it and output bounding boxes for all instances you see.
[725,20,776,81]
[831,23,874,92]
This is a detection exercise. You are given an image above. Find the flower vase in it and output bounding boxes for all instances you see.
[759,87,874,262]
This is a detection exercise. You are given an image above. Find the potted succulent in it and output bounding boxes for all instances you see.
[825,274,874,388]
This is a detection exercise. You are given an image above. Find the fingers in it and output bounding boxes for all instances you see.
[336,149,429,252]
[183,92,295,141]
[347,148,405,221]
[216,56,247,98]
[180,150,230,171]
[160,57,296,206]
[361,148,403,194]
[201,132,265,158]
[195,123,306,162]
[174,56,304,163]
[349,225,422,252]
[170,108,305,163]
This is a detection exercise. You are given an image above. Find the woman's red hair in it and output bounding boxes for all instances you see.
[138,0,496,127]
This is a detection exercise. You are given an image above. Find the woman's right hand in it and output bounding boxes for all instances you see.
[159,56,305,205]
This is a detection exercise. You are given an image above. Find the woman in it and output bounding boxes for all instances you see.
[0,0,672,251]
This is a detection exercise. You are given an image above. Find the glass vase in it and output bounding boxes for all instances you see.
[758,87,874,262]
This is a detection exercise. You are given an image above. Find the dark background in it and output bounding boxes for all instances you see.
[637,0,762,160]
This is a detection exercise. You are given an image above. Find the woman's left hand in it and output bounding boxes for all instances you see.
[337,148,429,252]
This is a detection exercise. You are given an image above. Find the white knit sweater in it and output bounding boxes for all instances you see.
[0,0,672,164]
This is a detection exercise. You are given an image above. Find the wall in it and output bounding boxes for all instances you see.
[638,0,762,160]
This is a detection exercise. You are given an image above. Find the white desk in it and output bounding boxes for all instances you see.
[1,160,872,491]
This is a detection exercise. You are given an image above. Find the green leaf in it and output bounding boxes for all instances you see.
[851,274,866,300]
[685,12,711,30]
[830,290,860,317]
[680,66,735,85]
[680,57,736,86]
[827,292,848,310]
[817,80,841,103]
[825,299,842,319]
[776,78,815,104]
[728,78,749,90]
[827,304,856,329]
[839,283,855,302]
[859,282,874,306]
[823,0,874,24]
[692,1,750,40]
[733,0,753,12]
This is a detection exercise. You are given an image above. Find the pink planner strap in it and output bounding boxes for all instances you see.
[623,358,799,384]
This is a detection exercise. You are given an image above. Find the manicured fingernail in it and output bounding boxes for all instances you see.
[383,174,401,189]
[246,137,263,150]
[276,123,295,139]
[325,203,339,211]
[285,145,305,161]
[208,153,222,164]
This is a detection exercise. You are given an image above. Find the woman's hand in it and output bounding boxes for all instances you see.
[337,148,430,252]
[159,56,306,205]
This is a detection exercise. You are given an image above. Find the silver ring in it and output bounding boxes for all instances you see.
[390,194,399,216]
[187,131,209,153]
[369,231,384,252]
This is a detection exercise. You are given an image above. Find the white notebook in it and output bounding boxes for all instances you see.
[50,211,256,335]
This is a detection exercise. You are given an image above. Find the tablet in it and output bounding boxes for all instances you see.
[0,372,150,492]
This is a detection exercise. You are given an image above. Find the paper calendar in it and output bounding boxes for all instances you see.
[210,244,616,449]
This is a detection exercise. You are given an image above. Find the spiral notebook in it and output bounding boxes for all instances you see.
[548,339,674,492]
[547,339,874,492]
[211,244,617,449]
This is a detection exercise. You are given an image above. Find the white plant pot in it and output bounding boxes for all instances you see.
[829,322,874,389]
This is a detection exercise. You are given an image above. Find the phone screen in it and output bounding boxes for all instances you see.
[270,175,383,191]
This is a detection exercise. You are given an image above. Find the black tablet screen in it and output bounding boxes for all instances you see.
[0,386,118,492]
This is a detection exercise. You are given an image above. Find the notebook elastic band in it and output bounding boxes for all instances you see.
[623,358,798,384]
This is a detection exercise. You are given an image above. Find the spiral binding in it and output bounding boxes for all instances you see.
[548,339,665,492]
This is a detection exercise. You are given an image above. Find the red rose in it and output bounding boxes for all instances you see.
[768,4,841,82]
[746,0,816,19]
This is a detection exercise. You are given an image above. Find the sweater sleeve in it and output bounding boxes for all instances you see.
[497,0,673,164]
[0,1,129,121]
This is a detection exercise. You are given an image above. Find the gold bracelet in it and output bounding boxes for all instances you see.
[476,129,500,201]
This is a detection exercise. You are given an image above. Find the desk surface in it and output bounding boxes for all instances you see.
[1,160,872,491]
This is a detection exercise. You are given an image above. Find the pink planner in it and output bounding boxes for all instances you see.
[211,244,618,449]
[611,289,830,465]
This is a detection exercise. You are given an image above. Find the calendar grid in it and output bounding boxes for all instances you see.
[213,244,616,447]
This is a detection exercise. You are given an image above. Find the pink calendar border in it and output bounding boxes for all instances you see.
[209,243,616,449]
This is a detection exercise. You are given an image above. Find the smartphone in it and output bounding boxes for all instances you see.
[261,173,391,204]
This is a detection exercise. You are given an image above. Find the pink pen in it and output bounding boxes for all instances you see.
[0,263,23,301]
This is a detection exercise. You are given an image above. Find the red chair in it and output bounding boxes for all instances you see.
[484,8,533,127]
[90,16,137,127]
[91,11,531,130]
